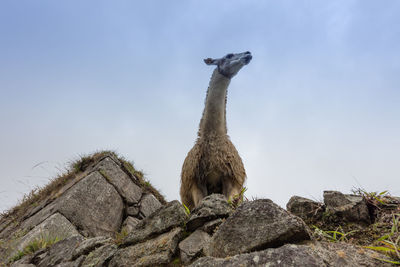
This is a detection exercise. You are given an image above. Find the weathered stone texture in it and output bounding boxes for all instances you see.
[122,216,141,233]
[323,191,370,224]
[35,235,84,267]
[179,229,211,264]
[286,195,324,220]
[191,241,391,267]
[80,244,118,267]
[123,200,187,246]
[186,194,232,232]
[71,236,112,260]
[57,172,124,237]
[15,213,81,252]
[109,227,182,267]
[139,193,162,217]
[206,199,311,257]
[95,157,143,204]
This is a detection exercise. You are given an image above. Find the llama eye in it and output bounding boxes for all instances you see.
[226,54,234,59]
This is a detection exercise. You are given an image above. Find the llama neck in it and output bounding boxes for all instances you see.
[198,69,231,137]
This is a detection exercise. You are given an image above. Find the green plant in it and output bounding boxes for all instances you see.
[228,187,247,209]
[114,228,129,245]
[352,188,397,209]
[365,213,400,264]
[182,203,190,216]
[9,234,61,263]
[9,250,25,262]
[313,226,358,242]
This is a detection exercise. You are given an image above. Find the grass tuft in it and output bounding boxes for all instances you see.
[9,234,61,263]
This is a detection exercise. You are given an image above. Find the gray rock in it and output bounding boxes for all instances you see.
[80,244,117,267]
[201,219,223,235]
[109,227,183,267]
[126,205,140,216]
[95,157,143,204]
[10,264,36,267]
[191,241,390,267]
[71,236,112,260]
[19,172,124,238]
[139,193,162,217]
[15,213,81,252]
[35,235,84,267]
[186,194,232,232]
[123,200,187,246]
[286,196,324,220]
[179,229,211,264]
[323,191,371,224]
[57,171,124,237]
[122,217,141,233]
[206,199,311,257]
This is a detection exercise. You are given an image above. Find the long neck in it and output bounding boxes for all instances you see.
[198,69,231,137]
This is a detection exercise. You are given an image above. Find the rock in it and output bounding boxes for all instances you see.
[11,264,36,267]
[58,255,86,267]
[323,191,371,224]
[286,196,324,220]
[19,171,124,238]
[123,200,187,246]
[15,213,81,252]
[71,236,112,260]
[35,235,84,267]
[179,229,211,264]
[80,244,117,267]
[139,193,162,217]
[201,219,223,235]
[122,217,141,233]
[206,199,311,257]
[109,227,183,267]
[191,241,391,267]
[57,171,124,237]
[126,205,140,216]
[95,157,143,204]
[186,194,232,232]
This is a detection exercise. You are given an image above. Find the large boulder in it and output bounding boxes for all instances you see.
[191,241,391,267]
[206,199,311,257]
[56,171,124,237]
[323,191,371,224]
[19,171,124,238]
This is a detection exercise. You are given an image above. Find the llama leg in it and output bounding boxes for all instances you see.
[191,183,207,208]
[222,179,241,201]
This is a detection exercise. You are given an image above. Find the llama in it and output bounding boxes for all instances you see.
[180,51,252,209]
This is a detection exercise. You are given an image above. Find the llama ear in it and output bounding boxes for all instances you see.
[204,58,219,65]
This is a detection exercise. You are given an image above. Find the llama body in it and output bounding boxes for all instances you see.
[180,52,252,209]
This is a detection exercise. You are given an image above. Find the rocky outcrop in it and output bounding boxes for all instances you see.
[191,241,391,267]
[206,199,311,257]
[0,152,166,265]
[1,152,397,266]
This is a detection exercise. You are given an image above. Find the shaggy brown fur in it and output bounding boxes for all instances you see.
[180,133,246,210]
[180,67,247,210]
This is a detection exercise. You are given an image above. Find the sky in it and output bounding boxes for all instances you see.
[1,1,399,212]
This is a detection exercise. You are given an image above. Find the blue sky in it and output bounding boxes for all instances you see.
[1,1,399,212]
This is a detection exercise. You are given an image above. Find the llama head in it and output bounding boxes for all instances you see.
[204,51,252,78]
